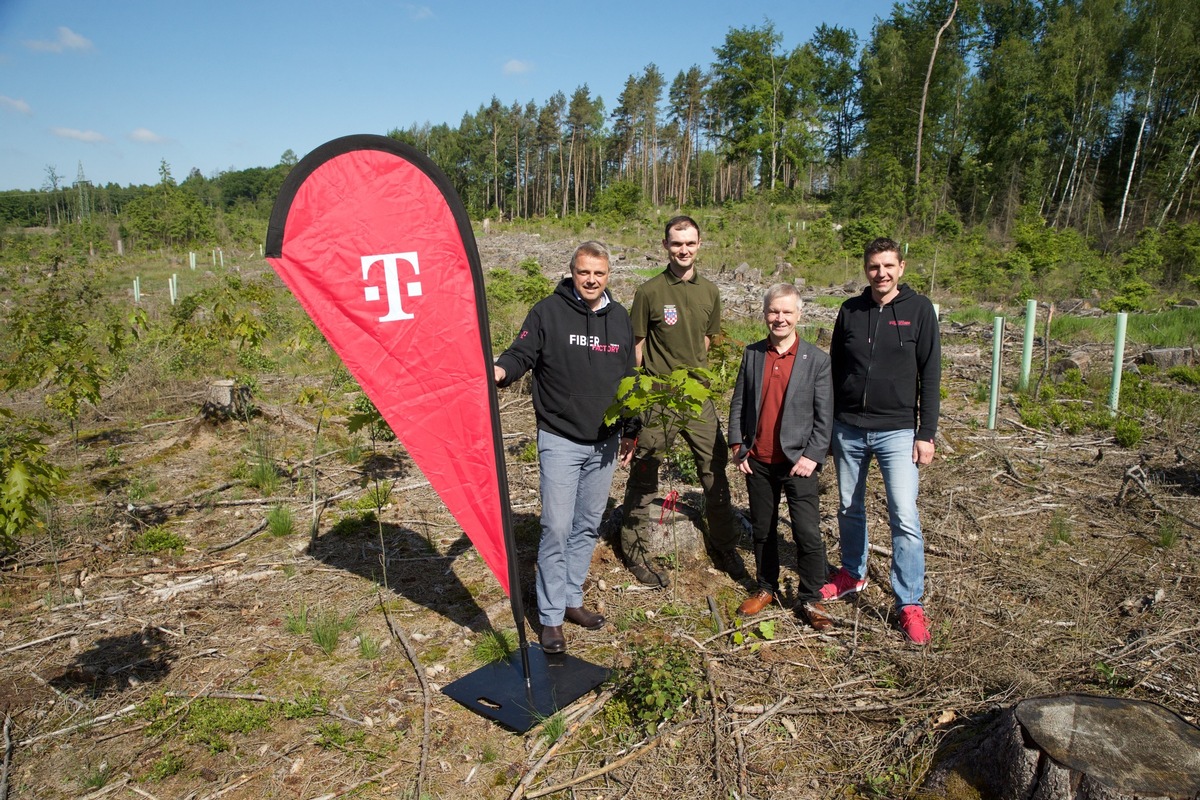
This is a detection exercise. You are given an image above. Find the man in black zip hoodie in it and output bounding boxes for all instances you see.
[494,241,638,654]
[819,237,941,645]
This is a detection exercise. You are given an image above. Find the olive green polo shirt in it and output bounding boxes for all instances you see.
[629,267,722,376]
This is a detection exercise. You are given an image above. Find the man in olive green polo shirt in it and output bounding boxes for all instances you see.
[617,215,745,588]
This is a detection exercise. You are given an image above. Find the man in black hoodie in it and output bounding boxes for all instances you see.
[819,237,940,645]
[494,241,637,654]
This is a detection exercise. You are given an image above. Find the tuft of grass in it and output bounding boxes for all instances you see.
[362,480,393,510]
[248,457,281,495]
[1166,365,1200,386]
[131,526,186,555]
[331,510,376,536]
[311,611,356,655]
[1046,512,1073,545]
[358,633,382,659]
[80,763,112,790]
[316,721,365,750]
[472,628,518,663]
[517,440,538,463]
[537,711,566,744]
[284,604,309,634]
[127,476,157,504]
[1157,518,1181,549]
[246,431,282,494]
[266,504,295,537]
[1113,416,1142,448]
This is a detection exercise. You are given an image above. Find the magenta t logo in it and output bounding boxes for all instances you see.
[362,252,423,322]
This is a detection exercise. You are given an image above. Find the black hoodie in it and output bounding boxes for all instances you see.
[495,278,638,443]
[830,284,941,441]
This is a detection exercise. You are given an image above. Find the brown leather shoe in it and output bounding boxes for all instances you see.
[565,606,605,630]
[539,625,566,653]
[738,590,775,616]
[803,602,833,631]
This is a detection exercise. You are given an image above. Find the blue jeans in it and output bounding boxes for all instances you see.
[832,421,925,608]
[536,429,619,626]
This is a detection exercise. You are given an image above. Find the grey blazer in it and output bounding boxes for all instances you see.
[728,337,833,467]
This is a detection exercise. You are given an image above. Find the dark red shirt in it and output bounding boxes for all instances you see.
[749,337,798,464]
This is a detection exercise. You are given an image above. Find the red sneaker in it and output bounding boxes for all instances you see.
[819,567,868,601]
[899,605,931,645]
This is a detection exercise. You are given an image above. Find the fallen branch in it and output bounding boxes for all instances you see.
[703,656,727,792]
[1117,462,1200,533]
[380,593,431,800]
[150,568,274,601]
[18,703,139,747]
[308,761,411,800]
[1,630,79,655]
[740,694,793,737]
[79,774,131,799]
[101,559,243,578]
[207,521,269,554]
[1,713,12,800]
[523,719,698,799]
[508,688,615,800]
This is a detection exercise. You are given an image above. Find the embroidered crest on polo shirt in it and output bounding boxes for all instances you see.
[663,304,678,325]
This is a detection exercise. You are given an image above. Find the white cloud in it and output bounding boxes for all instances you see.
[51,127,106,143]
[503,59,533,76]
[24,26,94,53]
[129,128,170,144]
[404,4,434,20]
[0,95,32,115]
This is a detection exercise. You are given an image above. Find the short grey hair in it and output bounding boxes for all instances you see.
[762,282,802,313]
[570,240,611,270]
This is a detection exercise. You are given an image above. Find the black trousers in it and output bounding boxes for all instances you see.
[743,457,825,603]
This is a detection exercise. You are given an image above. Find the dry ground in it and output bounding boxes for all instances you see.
[1,235,1198,799]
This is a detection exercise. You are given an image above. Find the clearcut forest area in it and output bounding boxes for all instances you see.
[1,226,1199,800]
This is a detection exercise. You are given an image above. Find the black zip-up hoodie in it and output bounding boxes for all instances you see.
[830,284,941,441]
[495,278,638,443]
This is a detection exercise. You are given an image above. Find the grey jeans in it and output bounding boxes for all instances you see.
[535,428,619,626]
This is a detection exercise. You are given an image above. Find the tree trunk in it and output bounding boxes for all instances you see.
[915,0,959,190]
[1118,65,1156,234]
[924,694,1200,799]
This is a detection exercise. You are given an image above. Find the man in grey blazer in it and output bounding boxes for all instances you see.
[728,283,834,629]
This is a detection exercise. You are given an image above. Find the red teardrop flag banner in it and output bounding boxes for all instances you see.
[266,135,515,595]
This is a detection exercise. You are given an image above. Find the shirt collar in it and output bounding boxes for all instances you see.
[574,289,609,310]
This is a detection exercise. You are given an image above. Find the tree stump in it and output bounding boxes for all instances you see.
[923,694,1200,799]
[201,379,252,421]
[1052,350,1091,376]
[1138,347,1194,368]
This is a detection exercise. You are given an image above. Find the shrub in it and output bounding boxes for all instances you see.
[131,526,186,555]
[0,409,64,554]
[617,639,701,733]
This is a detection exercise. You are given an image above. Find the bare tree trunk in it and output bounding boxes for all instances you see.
[1118,64,1156,233]
[915,0,959,189]
[1159,135,1200,226]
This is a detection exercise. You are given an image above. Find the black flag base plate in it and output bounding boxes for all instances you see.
[442,645,610,733]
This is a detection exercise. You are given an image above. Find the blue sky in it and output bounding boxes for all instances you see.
[0,0,894,192]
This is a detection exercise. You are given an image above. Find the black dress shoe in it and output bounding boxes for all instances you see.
[539,624,566,653]
[711,548,748,580]
[565,606,605,630]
